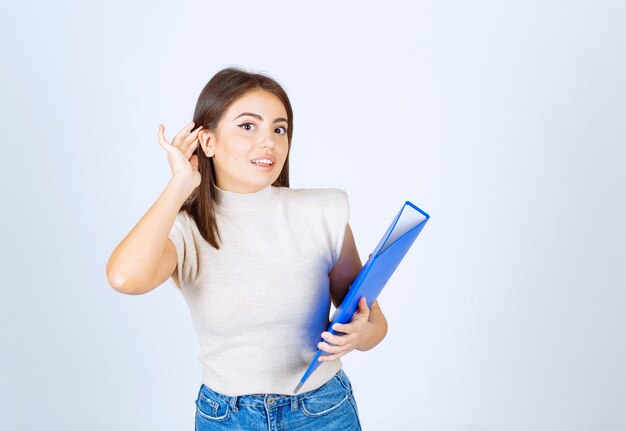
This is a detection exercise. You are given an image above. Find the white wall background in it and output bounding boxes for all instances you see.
[1,1,625,430]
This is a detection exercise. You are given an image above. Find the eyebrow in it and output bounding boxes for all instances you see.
[234,112,289,124]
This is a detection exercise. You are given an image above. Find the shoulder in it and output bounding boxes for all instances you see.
[276,188,349,232]
[170,210,197,238]
[172,210,191,227]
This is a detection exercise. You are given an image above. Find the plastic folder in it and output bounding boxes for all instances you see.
[293,200,430,394]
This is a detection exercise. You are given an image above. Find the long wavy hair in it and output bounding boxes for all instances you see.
[180,67,294,249]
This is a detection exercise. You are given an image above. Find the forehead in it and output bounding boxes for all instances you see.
[226,89,287,118]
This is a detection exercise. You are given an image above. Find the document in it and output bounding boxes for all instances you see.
[293,200,430,394]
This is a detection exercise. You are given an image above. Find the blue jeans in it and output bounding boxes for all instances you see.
[194,368,362,430]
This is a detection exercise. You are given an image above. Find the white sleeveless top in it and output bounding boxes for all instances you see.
[168,184,349,396]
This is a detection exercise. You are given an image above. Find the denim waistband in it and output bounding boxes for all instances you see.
[197,368,351,413]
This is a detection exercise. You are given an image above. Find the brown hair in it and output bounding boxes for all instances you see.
[180,67,294,249]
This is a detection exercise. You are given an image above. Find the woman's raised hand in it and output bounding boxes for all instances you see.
[158,121,203,190]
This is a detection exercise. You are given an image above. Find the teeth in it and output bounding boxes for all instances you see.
[252,159,273,165]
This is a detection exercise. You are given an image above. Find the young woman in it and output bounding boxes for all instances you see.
[106,67,388,430]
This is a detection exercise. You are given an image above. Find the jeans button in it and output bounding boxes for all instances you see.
[267,397,275,404]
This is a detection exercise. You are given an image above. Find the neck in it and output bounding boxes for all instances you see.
[214,183,278,216]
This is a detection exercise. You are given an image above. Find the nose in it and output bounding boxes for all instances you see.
[257,131,277,149]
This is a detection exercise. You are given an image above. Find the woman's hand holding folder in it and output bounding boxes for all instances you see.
[316,297,375,361]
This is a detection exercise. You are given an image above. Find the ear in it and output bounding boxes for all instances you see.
[198,128,216,157]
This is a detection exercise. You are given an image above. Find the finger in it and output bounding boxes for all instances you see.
[319,352,343,362]
[321,331,346,346]
[356,296,369,311]
[360,297,368,308]
[181,128,203,155]
[181,134,200,155]
[317,341,342,353]
[358,297,370,315]
[157,124,171,149]
[183,125,203,146]
[189,154,199,170]
[332,322,352,334]
[172,121,196,146]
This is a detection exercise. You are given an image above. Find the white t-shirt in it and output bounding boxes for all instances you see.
[168,183,350,396]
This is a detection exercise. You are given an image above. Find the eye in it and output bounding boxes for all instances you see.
[238,122,255,131]
[276,126,287,135]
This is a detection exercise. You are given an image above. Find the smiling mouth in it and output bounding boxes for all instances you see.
[251,162,274,172]
[251,160,274,167]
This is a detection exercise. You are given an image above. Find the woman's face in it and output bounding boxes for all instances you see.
[200,89,289,193]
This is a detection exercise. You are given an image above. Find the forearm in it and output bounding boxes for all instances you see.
[106,175,194,291]
[356,303,388,352]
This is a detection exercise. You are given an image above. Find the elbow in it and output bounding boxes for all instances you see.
[106,258,124,292]
[106,265,140,295]
[106,268,155,296]
[106,255,138,295]
[107,271,133,295]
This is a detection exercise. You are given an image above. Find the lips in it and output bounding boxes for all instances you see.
[250,154,276,165]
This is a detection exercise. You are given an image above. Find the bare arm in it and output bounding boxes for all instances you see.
[355,300,388,351]
[329,223,362,308]
[106,176,194,295]
[318,223,388,361]
[106,121,203,295]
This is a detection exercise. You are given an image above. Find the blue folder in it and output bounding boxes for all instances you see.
[293,200,430,394]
